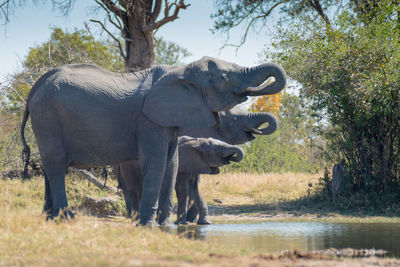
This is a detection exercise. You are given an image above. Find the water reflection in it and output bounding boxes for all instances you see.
[172,223,400,256]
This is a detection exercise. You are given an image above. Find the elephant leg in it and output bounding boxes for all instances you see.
[129,180,142,220]
[186,178,199,223]
[192,175,212,225]
[137,123,175,226]
[157,138,178,226]
[31,113,72,220]
[186,203,199,223]
[115,165,132,217]
[43,157,71,220]
[43,173,53,213]
[175,173,191,224]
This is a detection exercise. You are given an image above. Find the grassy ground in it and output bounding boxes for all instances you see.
[200,172,400,223]
[1,172,400,266]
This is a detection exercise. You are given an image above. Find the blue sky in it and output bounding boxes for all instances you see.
[0,0,273,82]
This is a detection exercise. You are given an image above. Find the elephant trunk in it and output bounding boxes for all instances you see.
[250,112,278,135]
[239,63,287,96]
[224,146,244,163]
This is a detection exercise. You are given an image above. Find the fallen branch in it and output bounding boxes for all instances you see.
[71,167,120,194]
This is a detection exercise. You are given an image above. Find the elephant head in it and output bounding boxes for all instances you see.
[218,107,278,144]
[177,136,245,175]
[143,57,286,129]
[179,106,279,145]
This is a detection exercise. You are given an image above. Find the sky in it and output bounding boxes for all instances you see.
[0,0,273,83]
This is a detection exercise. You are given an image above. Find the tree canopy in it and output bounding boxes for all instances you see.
[212,0,400,46]
[266,1,400,204]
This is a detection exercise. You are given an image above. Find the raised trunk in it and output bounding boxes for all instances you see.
[240,63,287,96]
[251,112,278,135]
[224,146,244,162]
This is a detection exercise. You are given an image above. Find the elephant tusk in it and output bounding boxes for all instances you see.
[246,77,275,92]
[250,128,263,134]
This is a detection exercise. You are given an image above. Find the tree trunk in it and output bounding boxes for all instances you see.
[124,13,156,72]
[94,0,189,73]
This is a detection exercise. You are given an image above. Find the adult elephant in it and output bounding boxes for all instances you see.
[117,107,280,223]
[117,136,245,221]
[20,56,285,226]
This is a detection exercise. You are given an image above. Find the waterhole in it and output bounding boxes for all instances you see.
[172,222,400,256]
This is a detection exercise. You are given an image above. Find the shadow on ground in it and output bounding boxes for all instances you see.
[207,196,400,219]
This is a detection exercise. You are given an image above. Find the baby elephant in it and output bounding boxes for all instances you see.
[175,136,244,225]
[117,136,244,224]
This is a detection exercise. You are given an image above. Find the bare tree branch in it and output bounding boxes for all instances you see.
[309,0,331,25]
[0,0,11,24]
[90,19,127,61]
[71,167,120,194]
[100,0,125,18]
[143,0,189,32]
[95,0,123,31]
[221,0,286,50]
[151,0,162,20]
[2,84,26,105]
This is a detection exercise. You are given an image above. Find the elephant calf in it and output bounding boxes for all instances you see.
[117,136,244,223]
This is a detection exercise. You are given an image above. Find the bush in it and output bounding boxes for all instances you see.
[270,8,400,201]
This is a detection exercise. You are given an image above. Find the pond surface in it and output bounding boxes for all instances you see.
[173,222,400,256]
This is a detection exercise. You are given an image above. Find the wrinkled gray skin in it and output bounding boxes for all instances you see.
[20,56,285,226]
[117,108,280,224]
[117,136,244,223]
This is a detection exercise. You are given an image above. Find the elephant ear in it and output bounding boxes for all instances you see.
[143,77,216,128]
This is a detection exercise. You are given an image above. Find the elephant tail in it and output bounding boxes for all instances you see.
[20,106,31,179]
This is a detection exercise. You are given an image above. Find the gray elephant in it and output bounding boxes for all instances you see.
[20,56,285,226]
[117,107,280,223]
[180,110,279,224]
[117,136,244,222]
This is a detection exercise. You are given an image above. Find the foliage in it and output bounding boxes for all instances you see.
[250,93,282,115]
[212,0,400,46]
[225,91,324,173]
[155,36,191,65]
[269,5,400,203]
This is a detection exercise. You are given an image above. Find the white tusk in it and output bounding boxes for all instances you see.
[246,77,276,92]
[250,128,263,134]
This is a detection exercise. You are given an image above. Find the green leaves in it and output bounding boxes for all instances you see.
[269,5,400,198]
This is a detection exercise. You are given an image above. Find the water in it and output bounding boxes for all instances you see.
[173,222,400,256]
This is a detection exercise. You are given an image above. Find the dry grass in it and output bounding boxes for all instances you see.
[2,172,399,266]
[0,176,240,266]
[200,172,321,206]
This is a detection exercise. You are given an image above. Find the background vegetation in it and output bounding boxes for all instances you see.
[266,2,400,208]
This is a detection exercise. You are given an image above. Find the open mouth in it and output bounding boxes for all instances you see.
[245,131,256,140]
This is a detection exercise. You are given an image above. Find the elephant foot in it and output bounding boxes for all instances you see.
[174,217,188,225]
[197,216,212,225]
[186,206,198,223]
[137,218,159,227]
[158,217,173,226]
[186,214,197,223]
[46,208,75,222]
